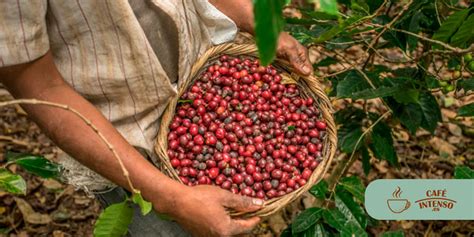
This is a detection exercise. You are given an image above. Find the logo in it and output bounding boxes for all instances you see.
[365,179,473,220]
[387,186,411,213]
[415,189,457,212]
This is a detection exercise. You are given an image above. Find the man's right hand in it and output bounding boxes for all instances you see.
[156,185,263,236]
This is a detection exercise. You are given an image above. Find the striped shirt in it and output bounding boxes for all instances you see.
[0,0,237,191]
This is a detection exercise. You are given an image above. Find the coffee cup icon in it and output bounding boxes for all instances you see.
[387,199,411,213]
[387,186,410,214]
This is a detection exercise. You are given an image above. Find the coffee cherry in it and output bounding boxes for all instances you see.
[232,174,244,184]
[169,55,325,200]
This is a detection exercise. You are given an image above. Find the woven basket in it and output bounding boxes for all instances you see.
[155,43,337,217]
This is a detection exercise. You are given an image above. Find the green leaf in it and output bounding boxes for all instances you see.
[407,12,426,50]
[361,146,371,175]
[457,103,474,117]
[177,99,193,104]
[288,125,296,131]
[398,103,423,134]
[458,78,474,92]
[6,153,60,179]
[338,176,365,202]
[350,86,402,100]
[281,226,292,237]
[425,76,440,89]
[338,123,364,153]
[313,223,330,237]
[335,190,367,229]
[309,180,328,199]
[0,168,27,195]
[131,192,152,216]
[340,222,368,237]
[418,93,442,133]
[299,223,317,237]
[450,13,474,47]
[292,207,323,234]
[94,201,133,237]
[336,71,386,99]
[314,57,338,67]
[393,88,419,104]
[336,71,371,98]
[382,230,405,237]
[350,0,370,16]
[334,106,365,124]
[454,166,474,179]
[253,0,285,65]
[432,8,470,44]
[366,0,384,13]
[322,208,347,231]
[369,121,398,166]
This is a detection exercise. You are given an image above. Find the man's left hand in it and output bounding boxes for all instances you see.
[276,32,313,76]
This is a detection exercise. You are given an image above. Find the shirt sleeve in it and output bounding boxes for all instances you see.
[0,0,49,67]
[193,0,238,45]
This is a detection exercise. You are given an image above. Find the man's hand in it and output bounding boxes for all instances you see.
[277,32,313,76]
[157,185,263,236]
[209,1,313,76]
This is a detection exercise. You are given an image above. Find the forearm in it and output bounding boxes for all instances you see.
[209,0,254,34]
[0,52,183,212]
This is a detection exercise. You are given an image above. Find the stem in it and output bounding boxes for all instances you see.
[0,99,138,193]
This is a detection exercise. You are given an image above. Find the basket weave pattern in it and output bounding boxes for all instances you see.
[155,43,337,217]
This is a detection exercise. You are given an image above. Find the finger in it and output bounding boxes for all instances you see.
[298,46,313,75]
[287,47,308,75]
[292,46,312,76]
[229,216,261,235]
[223,193,264,212]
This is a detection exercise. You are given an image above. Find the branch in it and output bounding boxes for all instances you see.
[0,135,30,147]
[0,99,137,193]
[367,22,474,54]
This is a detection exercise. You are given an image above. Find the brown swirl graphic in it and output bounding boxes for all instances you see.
[392,186,402,198]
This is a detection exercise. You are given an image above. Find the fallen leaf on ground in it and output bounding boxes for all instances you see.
[267,213,287,234]
[14,197,52,224]
[441,108,457,121]
[447,136,461,144]
[401,220,415,229]
[42,179,64,190]
[394,130,410,141]
[447,124,462,137]
[52,230,65,237]
[429,137,457,157]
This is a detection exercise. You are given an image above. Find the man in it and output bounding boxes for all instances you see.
[0,0,312,236]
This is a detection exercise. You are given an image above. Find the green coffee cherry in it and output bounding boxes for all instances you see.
[464,53,472,62]
[468,61,474,71]
[445,84,455,92]
[439,81,448,87]
[452,70,461,79]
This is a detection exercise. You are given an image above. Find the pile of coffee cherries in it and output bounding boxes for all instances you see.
[167,55,327,200]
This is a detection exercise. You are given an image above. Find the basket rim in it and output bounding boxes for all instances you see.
[154,43,337,217]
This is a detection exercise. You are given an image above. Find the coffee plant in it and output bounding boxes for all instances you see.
[253,0,472,236]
